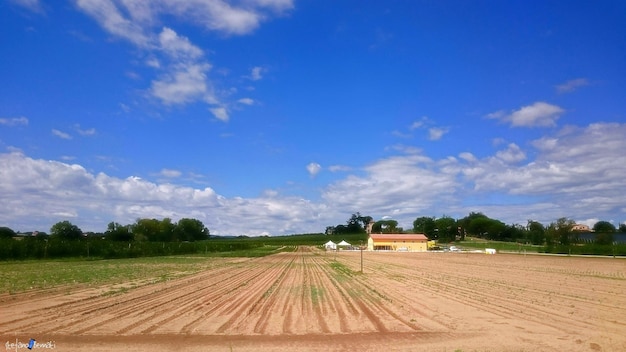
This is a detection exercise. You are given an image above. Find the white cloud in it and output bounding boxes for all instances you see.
[210,107,229,122]
[250,66,265,81]
[151,63,212,105]
[409,116,429,130]
[75,124,97,136]
[428,127,449,141]
[488,102,564,128]
[458,152,477,163]
[74,1,291,121]
[52,129,72,140]
[495,143,526,163]
[75,0,152,47]
[556,78,589,94]
[159,168,182,178]
[0,116,29,126]
[158,27,203,60]
[328,165,351,172]
[8,0,44,14]
[306,162,322,177]
[2,122,624,235]
[237,98,255,105]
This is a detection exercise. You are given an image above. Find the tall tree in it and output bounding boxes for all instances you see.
[175,218,209,241]
[372,219,399,234]
[0,226,16,239]
[546,217,576,245]
[435,216,457,242]
[105,222,133,241]
[593,221,616,233]
[50,221,83,240]
[527,220,546,245]
[413,217,436,238]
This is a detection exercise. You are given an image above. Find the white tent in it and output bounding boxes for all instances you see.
[337,240,351,247]
[324,240,337,250]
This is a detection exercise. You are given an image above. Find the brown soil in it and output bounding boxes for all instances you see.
[1,247,624,351]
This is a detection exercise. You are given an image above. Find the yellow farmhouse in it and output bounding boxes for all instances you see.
[367,234,429,252]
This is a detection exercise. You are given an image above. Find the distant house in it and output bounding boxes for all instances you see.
[572,224,591,232]
[367,234,428,252]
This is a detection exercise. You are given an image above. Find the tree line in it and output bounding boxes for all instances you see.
[327,212,626,245]
[0,218,209,242]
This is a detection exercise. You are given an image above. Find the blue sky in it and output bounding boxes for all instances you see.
[1,0,625,235]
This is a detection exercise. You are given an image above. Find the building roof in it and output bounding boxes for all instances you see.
[369,234,428,241]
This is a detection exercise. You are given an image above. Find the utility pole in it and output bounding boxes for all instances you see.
[360,241,364,273]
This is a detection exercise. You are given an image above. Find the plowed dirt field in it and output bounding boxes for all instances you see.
[1,247,625,351]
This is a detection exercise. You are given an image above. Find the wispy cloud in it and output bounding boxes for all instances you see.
[74,124,96,136]
[210,107,229,122]
[249,66,265,81]
[407,116,449,140]
[487,102,564,128]
[159,168,182,178]
[237,98,255,105]
[8,0,45,14]
[556,78,589,94]
[428,127,449,141]
[0,116,29,126]
[51,129,72,140]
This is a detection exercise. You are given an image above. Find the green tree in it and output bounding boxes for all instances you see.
[105,222,133,241]
[175,218,209,241]
[50,221,83,240]
[435,216,457,242]
[132,218,161,241]
[527,220,545,245]
[466,216,505,240]
[372,219,399,234]
[458,212,489,239]
[620,223,626,233]
[593,221,616,245]
[593,221,616,233]
[546,217,576,245]
[413,217,436,239]
[0,226,16,239]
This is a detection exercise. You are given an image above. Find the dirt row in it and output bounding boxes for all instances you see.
[1,247,624,351]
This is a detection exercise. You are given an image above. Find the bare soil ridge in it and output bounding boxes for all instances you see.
[1,247,624,351]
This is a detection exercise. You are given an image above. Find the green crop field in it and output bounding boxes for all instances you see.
[0,245,293,294]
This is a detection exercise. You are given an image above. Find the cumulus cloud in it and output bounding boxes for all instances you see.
[495,143,526,163]
[74,0,291,121]
[306,162,322,177]
[556,78,589,94]
[158,27,203,60]
[51,129,72,140]
[487,102,564,127]
[151,63,212,105]
[0,116,29,126]
[0,151,321,236]
[2,122,624,235]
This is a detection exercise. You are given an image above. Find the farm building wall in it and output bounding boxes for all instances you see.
[367,234,428,252]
